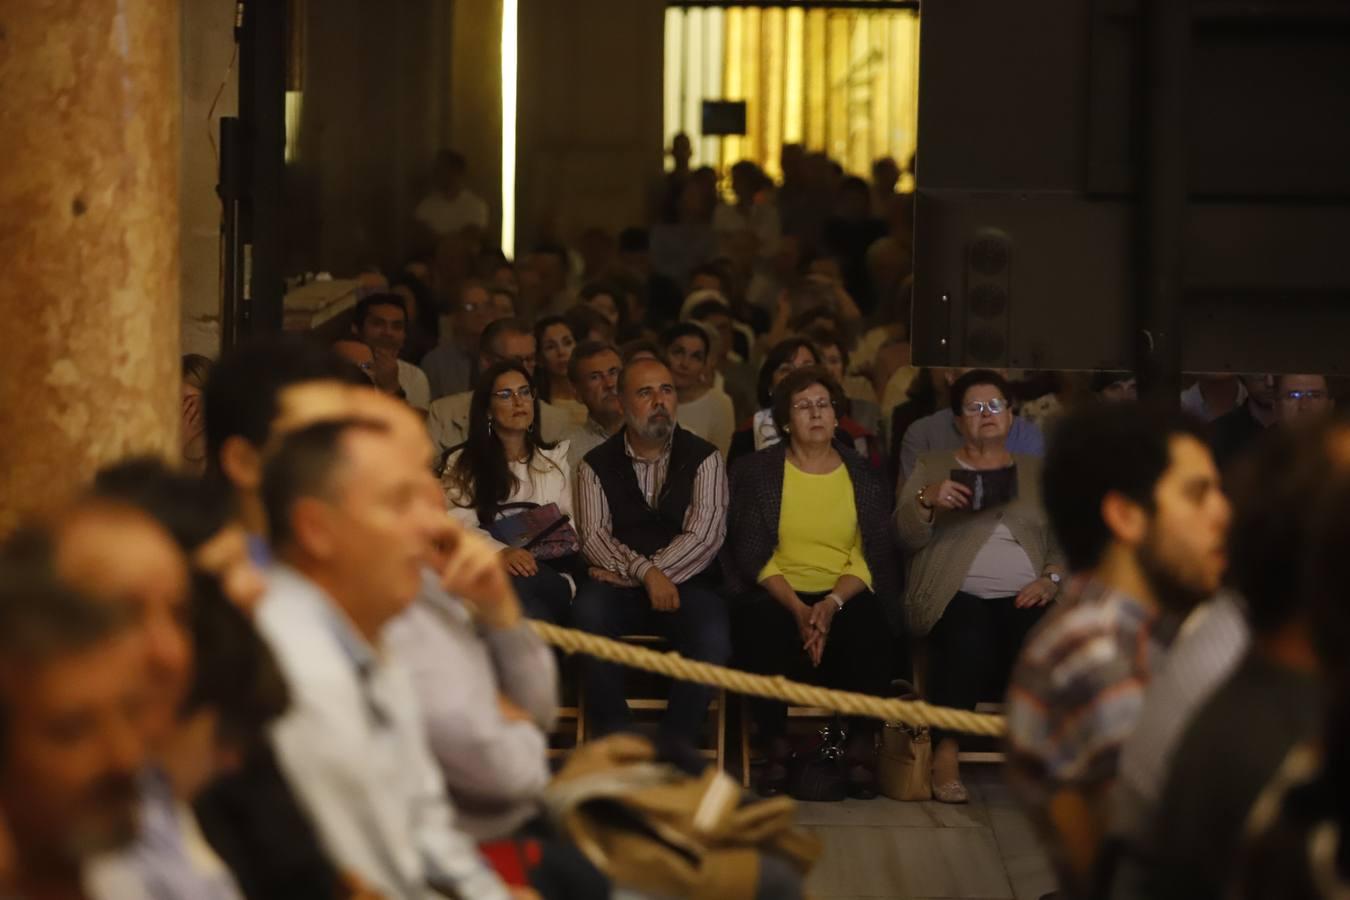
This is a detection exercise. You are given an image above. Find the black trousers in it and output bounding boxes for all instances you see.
[735,587,893,740]
[511,554,584,624]
[926,590,1045,743]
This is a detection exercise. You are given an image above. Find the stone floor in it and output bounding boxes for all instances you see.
[798,766,1058,900]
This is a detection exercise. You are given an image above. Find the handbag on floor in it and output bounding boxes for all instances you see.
[786,721,849,803]
[877,681,932,801]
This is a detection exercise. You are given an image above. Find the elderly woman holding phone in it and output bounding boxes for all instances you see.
[897,369,1065,803]
[726,366,899,798]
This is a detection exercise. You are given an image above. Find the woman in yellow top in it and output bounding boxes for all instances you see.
[724,366,903,798]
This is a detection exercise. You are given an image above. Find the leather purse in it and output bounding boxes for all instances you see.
[488,502,581,561]
[877,681,932,801]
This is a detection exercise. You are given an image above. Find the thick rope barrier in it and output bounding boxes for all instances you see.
[529,620,1006,738]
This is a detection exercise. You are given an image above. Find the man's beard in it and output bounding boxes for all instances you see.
[1138,524,1213,615]
[634,412,673,442]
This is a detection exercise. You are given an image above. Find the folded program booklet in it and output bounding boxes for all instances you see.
[950,465,1018,511]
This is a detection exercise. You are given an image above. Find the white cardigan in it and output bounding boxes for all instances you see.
[441,442,573,551]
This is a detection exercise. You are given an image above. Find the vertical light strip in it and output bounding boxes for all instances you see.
[762,8,784,171]
[742,8,761,166]
[500,0,518,258]
[806,9,827,150]
[663,7,685,165]
[783,7,804,145]
[704,8,725,168]
[684,8,705,166]
[722,8,744,170]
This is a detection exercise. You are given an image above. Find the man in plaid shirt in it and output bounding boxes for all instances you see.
[1005,404,1231,897]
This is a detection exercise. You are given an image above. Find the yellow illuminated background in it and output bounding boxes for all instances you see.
[664,3,920,184]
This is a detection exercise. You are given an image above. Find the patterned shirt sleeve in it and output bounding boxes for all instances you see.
[645,451,729,584]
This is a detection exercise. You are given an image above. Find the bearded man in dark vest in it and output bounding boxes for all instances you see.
[573,357,732,742]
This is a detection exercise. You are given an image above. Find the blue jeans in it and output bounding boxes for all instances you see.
[571,579,731,742]
[512,565,573,625]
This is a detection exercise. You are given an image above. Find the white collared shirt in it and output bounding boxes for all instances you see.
[256,565,508,900]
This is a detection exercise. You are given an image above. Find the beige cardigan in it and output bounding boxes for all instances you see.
[895,451,1064,637]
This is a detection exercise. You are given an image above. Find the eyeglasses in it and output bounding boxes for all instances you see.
[790,398,836,413]
[491,386,534,402]
[1283,390,1328,402]
[961,398,1007,416]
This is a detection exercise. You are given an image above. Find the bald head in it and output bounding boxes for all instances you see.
[619,358,677,444]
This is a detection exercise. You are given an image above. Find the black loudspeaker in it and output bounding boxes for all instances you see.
[911,0,1350,375]
[963,228,1011,367]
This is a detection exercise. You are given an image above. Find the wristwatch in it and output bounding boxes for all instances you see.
[825,593,845,611]
[1045,572,1062,586]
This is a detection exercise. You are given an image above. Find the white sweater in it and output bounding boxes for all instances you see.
[441,442,573,550]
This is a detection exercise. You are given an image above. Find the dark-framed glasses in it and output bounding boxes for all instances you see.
[1283,389,1327,402]
[962,398,1007,416]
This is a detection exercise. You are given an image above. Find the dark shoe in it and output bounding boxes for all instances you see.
[757,761,789,797]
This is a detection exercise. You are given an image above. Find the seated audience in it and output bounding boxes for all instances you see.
[1208,373,1274,469]
[1091,371,1138,405]
[808,327,882,434]
[350,294,431,411]
[683,294,758,422]
[426,317,569,457]
[1005,403,1230,897]
[578,281,624,332]
[562,341,626,472]
[420,279,506,400]
[566,302,615,346]
[807,327,884,463]
[898,367,1044,482]
[534,316,587,426]
[662,322,735,455]
[442,361,577,624]
[1180,373,1246,422]
[1275,372,1335,425]
[616,226,682,328]
[182,353,213,474]
[413,149,488,241]
[620,338,662,364]
[0,570,148,900]
[1113,418,1350,900]
[573,358,732,742]
[389,272,440,364]
[896,370,1065,804]
[728,337,821,465]
[256,419,518,900]
[887,368,941,487]
[725,367,899,798]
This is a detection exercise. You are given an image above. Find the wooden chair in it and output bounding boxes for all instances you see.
[738,698,837,788]
[575,634,726,771]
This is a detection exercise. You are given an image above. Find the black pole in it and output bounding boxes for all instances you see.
[237,0,287,335]
[218,115,243,350]
[1135,0,1189,403]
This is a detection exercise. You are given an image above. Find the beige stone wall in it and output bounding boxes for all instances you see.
[0,0,181,531]
[180,0,237,357]
[515,0,665,247]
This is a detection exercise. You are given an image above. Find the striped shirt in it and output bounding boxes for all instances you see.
[1006,578,1182,813]
[575,432,728,586]
[1112,593,1249,841]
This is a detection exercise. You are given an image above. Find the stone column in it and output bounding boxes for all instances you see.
[0,0,181,533]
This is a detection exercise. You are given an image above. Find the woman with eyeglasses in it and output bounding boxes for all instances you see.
[442,360,577,624]
[896,369,1065,803]
[725,366,900,799]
